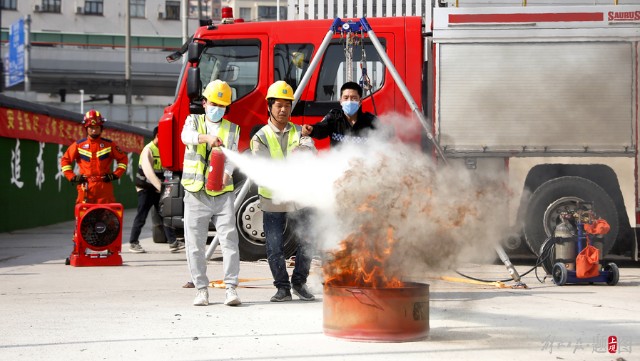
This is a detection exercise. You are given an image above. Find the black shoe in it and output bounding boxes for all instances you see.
[292,283,315,301]
[270,288,292,302]
[169,240,185,253]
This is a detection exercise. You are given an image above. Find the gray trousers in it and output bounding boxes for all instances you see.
[184,190,240,289]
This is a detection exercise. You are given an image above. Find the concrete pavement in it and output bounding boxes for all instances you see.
[1,209,639,361]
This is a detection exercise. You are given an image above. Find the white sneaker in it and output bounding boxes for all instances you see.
[129,243,146,253]
[224,287,241,306]
[193,288,209,306]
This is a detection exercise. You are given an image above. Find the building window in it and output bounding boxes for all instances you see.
[84,0,104,15]
[131,0,145,18]
[165,1,180,20]
[257,6,285,21]
[239,7,251,21]
[188,0,210,19]
[0,0,17,10]
[41,0,62,13]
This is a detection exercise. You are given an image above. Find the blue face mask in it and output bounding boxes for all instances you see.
[206,105,225,122]
[341,101,359,116]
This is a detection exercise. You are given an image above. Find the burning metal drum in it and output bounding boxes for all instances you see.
[323,282,429,342]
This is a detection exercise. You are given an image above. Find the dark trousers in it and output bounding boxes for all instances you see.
[263,209,312,289]
[129,189,176,244]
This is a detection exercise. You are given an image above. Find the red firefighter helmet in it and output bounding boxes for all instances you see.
[83,109,105,127]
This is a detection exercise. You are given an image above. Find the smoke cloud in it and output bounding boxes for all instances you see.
[224,115,510,278]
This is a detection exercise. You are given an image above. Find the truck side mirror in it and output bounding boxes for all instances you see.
[166,51,182,63]
[187,67,201,100]
[188,42,204,63]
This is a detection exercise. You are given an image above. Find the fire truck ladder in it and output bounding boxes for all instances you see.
[290,17,526,288]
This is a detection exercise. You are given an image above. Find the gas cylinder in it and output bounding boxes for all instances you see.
[554,220,576,271]
[206,147,225,191]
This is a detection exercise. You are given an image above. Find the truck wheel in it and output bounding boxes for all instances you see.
[235,186,298,262]
[151,210,168,244]
[524,176,619,257]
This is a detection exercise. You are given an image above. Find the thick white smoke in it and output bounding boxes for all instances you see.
[224,116,509,276]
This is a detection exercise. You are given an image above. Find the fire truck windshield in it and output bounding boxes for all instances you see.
[198,40,260,101]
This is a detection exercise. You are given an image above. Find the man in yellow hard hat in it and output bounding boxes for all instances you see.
[181,79,241,307]
[250,80,317,302]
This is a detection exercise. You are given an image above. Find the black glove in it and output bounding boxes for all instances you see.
[103,173,118,183]
[70,175,86,184]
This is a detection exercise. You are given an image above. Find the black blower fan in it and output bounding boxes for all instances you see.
[80,208,121,248]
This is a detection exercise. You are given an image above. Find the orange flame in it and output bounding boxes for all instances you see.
[323,225,404,288]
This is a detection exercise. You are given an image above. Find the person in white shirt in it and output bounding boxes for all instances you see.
[180,80,241,307]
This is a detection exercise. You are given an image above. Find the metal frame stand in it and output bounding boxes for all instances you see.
[292,17,448,164]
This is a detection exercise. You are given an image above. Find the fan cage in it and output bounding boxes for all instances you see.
[79,208,121,248]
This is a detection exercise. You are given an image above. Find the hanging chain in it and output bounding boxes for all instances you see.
[340,24,376,114]
[343,32,355,82]
[359,28,371,93]
[357,29,377,115]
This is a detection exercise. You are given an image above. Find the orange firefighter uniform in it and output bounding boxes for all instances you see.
[61,137,128,204]
[61,110,128,204]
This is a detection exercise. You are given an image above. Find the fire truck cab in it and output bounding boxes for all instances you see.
[158,15,421,260]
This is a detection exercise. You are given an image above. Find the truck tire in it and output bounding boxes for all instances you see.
[235,184,298,261]
[524,176,619,257]
[151,210,168,244]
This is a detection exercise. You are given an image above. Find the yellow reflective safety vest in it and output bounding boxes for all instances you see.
[251,123,301,199]
[135,141,163,188]
[181,115,239,196]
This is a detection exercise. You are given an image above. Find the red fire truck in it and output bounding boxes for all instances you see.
[158,3,639,263]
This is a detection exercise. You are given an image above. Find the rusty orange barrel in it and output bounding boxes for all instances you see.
[323,282,429,342]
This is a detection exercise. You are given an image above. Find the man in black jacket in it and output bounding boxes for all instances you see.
[302,82,378,147]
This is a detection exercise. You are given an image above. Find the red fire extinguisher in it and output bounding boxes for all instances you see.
[206,147,225,191]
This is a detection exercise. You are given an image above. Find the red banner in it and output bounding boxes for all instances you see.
[0,107,144,153]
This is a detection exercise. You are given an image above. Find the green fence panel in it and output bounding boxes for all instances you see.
[0,137,140,233]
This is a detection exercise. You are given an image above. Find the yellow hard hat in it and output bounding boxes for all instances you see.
[202,80,232,106]
[266,81,295,101]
